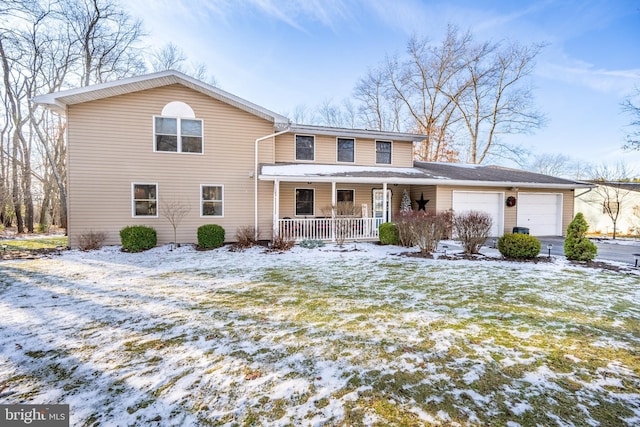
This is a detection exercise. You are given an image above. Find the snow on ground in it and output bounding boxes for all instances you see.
[1,243,639,426]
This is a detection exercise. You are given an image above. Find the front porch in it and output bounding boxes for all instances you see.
[269,178,404,243]
[258,163,435,243]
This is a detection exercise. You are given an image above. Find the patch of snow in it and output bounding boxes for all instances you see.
[1,242,638,425]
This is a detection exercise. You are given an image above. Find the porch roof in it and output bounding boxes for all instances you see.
[260,163,593,189]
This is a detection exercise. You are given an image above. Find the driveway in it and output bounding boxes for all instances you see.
[537,236,640,265]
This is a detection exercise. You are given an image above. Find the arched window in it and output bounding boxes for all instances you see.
[154,101,203,153]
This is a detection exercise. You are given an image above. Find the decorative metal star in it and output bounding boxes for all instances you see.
[416,192,429,211]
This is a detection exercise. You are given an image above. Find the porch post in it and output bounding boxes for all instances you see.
[273,179,280,238]
[331,181,336,242]
[382,182,388,223]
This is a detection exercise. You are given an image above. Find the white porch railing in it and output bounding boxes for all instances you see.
[277,217,383,242]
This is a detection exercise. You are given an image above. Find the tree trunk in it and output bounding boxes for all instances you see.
[39,181,52,227]
[11,133,23,233]
[22,149,34,232]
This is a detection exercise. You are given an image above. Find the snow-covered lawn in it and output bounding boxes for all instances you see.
[1,243,639,426]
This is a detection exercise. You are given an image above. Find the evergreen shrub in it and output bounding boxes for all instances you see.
[197,224,225,249]
[498,233,541,259]
[120,225,157,252]
[564,213,597,261]
[379,222,400,245]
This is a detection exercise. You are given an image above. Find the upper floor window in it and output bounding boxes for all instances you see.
[154,101,203,154]
[132,183,157,217]
[201,185,223,217]
[337,138,355,163]
[295,135,315,161]
[154,117,203,153]
[376,141,392,164]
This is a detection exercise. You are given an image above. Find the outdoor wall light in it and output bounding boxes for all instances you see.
[547,243,553,257]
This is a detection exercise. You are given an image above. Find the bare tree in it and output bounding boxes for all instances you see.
[586,162,636,239]
[312,98,358,128]
[622,86,640,150]
[525,153,577,178]
[63,0,146,86]
[321,201,362,246]
[161,198,191,248]
[151,42,186,71]
[353,25,546,164]
[148,42,217,86]
[354,65,401,131]
[149,42,218,86]
[0,0,147,236]
[315,99,344,127]
[285,104,310,124]
[445,39,546,163]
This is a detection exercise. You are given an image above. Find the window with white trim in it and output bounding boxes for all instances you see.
[376,140,392,164]
[337,138,355,163]
[201,185,223,217]
[295,188,314,216]
[295,135,314,161]
[132,183,157,217]
[154,117,203,153]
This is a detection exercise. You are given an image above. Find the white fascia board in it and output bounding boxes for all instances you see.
[289,124,426,142]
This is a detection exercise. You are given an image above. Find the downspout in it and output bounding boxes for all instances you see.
[255,127,291,240]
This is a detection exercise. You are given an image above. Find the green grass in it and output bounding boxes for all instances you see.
[0,236,67,250]
[2,247,640,426]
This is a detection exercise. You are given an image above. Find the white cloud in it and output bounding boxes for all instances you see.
[538,59,640,95]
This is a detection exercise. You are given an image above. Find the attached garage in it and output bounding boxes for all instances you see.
[516,193,563,236]
[452,191,504,236]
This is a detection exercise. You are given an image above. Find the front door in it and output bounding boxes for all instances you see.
[373,189,392,224]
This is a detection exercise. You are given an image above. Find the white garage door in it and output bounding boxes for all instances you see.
[516,193,563,236]
[452,191,503,236]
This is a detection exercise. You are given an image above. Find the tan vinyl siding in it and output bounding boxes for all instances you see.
[391,140,413,167]
[409,186,438,212]
[274,134,414,167]
[67,84,276,246]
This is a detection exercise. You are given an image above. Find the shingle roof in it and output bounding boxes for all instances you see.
[414,162,589,186]
[260,162,593,189]
[587,181,640,192]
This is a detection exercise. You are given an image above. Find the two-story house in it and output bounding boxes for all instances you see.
[33,71,590,247]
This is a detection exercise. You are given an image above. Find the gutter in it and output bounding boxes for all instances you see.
[254,128,291,240]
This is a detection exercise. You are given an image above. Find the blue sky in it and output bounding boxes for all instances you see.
[126,0,640,167]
